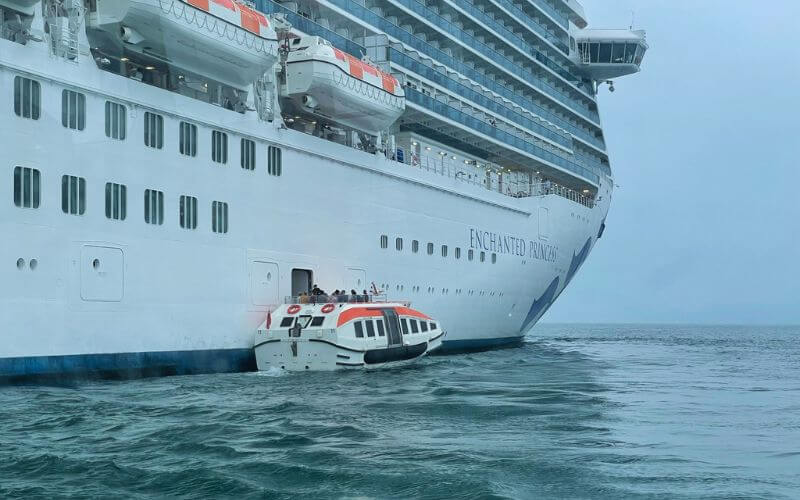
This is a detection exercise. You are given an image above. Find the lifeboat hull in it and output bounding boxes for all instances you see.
[87,0,278,89]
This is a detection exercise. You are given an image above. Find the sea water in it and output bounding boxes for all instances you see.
[1,325,798,499]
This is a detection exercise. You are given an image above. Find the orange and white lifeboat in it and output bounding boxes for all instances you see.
[86,0,278,89]
[281,36,405,134]
[254,299,444,371]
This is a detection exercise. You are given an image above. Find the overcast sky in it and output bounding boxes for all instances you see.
[543,0,800,324]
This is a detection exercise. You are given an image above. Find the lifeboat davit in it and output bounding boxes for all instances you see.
[255,300,444,371]
[86,0,278,89]
[0,0,39,16]
[280,36,405,134]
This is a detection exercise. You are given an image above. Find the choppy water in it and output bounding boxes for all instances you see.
[1,325,799,499]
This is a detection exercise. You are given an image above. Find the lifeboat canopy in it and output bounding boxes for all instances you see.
[279,36,405,135]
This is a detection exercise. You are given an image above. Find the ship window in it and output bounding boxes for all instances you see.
[441,245,447,257]
[61,90,85,130]
[104,101,126,140]
[427,243,434,255]
[13,167,40,209]
[430,322,437,330]
[144,112,163,149]
[468,249,474,261]
[211,130,228,164]
[241,138,256,170]
[412,240,419,253]
[179,195,198,230]
[400,318,409,335]
[420,321,428,333]
[598,43,612,63]
[144,189,164,225]
[365,321,376,337]
[310,316,325,327]
[14,76,40,120]
[480,251,486,262]
[376,320,385,337]
[380,235,388,249]
[455,247,461,259]
[179,122,197,157]
[212,200,229,234]
[396,237,403,251]
[625,43,638,64]
[492,253,497,264]
[61,175,86,215]
[268,146,282,176]
[280,317,294,327]
[354,321,364,338]
[105,182,127,221]
[410,319,419,334]
[612,43,626,63]
[589,43,600,63]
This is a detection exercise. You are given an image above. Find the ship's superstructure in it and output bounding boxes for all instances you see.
[0,0,647,379]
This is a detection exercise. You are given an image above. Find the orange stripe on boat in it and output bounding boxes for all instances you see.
[382,74,396,94]
[337,308,384,327]
[395,306,431,321]
[240,9,260,34]
[347,56,363,79]
[333,48,346,62]
[185,0,210,10]
[212,0,236,11]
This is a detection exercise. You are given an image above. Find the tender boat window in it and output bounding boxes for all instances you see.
[376,320,385,337]
[13,167,40,209]
[430,323,437,330]
[62,90,85,130]
[105,101,126,140]
[14,76,40,120]
[365,321,376,337]
[105,183,127,221]
[144,112,164,149]
[61,175,86,215]
[179,122,198,157]
[179,195,198,230]
[412,240,419,253]
[268,146,282,176]
[310,316,325,327]
[420,321,428,333]
[280,317,294,327]
[144,189,164,225]
[380,235,388,249]
[241,138,256,170]
[211,130,228,164]
[297,315,313,328]
[354,321,364,338]
[212,201,229,234]
[410,319,419,334]
[401,318,409,335]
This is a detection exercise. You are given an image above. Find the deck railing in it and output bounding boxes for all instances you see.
[284,294,410,306]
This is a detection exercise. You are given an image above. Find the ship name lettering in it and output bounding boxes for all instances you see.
[469,229,557,262]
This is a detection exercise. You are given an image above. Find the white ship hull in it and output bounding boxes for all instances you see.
[0,5,614,379]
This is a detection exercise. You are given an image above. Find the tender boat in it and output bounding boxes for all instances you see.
[255,296,445,371]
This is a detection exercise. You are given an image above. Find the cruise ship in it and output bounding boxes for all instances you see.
[0,0,647,379]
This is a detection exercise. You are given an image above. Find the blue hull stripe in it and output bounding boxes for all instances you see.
[0,337,521,381]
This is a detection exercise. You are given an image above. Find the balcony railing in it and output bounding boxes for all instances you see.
[488,0,569,54]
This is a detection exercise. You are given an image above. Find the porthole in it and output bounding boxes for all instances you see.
[16,258,25,270]
[29,259,38,270]
[92,258,100,270]
[267,272,272,281]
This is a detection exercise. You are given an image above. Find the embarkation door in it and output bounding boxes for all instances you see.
[382,309,403,346]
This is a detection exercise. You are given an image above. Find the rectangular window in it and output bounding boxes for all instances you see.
[310,316,325,327]
[430,323,437,330]
[241,138,256,170]
[105,101,126,140]
[410,319,419,334]
[441,245,448,257]
[212,200,229,234]
[14,76,40,120]
[179,122,197,156]
[380,235,388,249]
[144,189,164,225]
[105,182,127,220]
[354,321,364,338]
[61,175,86,215]
[420,321,428,333]
[144,112,163,149]
[61,90,85,130]
[401,318,409,335]
[365,321,375,337]
[492,253,497,264]
[376,320,385,337]
[468,249,474,261]
[455,248,461,259]
[180,195,198,230]
[280,317,294,327]
[412,240,419,253]
[268,145,282,176]
[427,243,434,255]
[480,251,486,262]
[13,167,40,209]
[212,130,228,164]
[396,237,403,251]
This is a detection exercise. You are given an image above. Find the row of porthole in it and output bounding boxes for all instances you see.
[16,258,38,270]
[391,283,504,297]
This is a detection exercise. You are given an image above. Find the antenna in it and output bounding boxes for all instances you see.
[630,10,636,30]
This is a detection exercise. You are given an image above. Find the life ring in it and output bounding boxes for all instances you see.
[321,303,335,314]
[287,304,301,315]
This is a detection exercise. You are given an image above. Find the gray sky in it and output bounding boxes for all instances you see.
[543,0,800,324]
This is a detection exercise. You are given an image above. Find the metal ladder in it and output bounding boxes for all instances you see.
[45,0,82,60]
